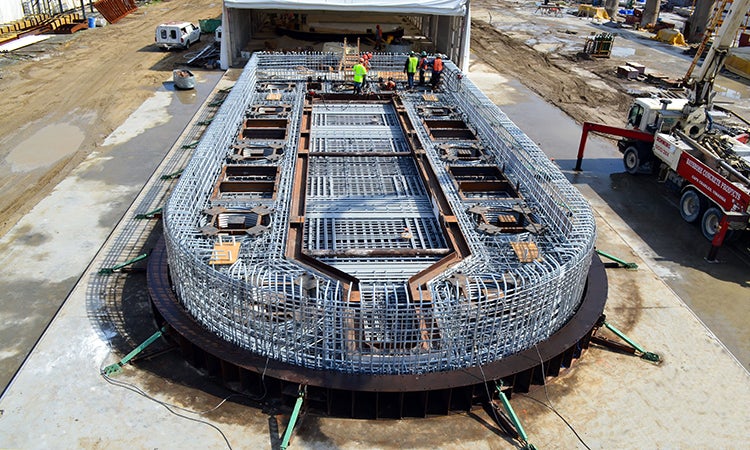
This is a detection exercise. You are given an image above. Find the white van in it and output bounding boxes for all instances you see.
[155,22,201,50]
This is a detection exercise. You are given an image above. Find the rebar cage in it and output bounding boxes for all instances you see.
[162,52,596,377]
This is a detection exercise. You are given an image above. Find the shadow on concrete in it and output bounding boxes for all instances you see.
[84,222,267,427]
[558,157,750,289]
[140,37,218,72]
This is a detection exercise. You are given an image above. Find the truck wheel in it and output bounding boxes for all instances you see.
[623,146,640,175]
[700,207,722,241]
[679,190,705,223]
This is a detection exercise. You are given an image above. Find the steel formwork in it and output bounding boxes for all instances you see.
[162,52,597,379]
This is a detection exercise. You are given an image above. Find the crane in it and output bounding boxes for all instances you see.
[576,0,750,254]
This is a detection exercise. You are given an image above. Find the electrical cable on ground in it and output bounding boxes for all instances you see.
[530,344,591,450]
[477,362,503,430]
[100,369,234,450]
[98,347,266,450]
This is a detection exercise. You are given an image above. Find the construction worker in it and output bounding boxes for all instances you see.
[404,51,418,90]
[418,51,429,86]
[382,77,396,91]
[375,24,383,51]
[353,58,367,95]
[430,54,444,90]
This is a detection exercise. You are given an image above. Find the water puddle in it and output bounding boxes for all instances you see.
[162,76,200,105]
[5,123,85,172]
[610,46,636,58]
[174,88,198,105]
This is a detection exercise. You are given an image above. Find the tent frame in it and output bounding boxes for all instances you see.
[220,1,471,71]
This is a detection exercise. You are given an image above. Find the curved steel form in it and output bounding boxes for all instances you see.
[162,53,598,379]
[149,244,607,417]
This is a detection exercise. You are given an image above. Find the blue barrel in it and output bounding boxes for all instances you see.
[88,17,96,29]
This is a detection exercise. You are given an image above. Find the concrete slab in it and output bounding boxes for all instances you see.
[1,3,749,447]
[1,70,749,450]
[0,166,748,449]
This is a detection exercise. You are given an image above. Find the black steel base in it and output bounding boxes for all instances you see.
[148,238,607,418]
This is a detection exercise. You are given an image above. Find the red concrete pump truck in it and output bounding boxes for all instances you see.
[577,0,750,256]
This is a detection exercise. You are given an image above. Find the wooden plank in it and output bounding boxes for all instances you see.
[209,239,241,265]
[510,241,541,263]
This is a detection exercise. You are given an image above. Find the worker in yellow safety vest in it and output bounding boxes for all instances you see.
[353,58,367,95]
[404,51,418,90]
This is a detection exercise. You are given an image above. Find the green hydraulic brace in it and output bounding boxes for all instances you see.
[208,99,225,107]
[102,326,167,376]
[595,249,638,270]
[98,253,149,275]
[181,141,199,149]
[161,169,184,180]
[197,119,213,126]
[495,384,537,450]
[135,207,163,220]
[603,321,660,363]
[280,385,306,450]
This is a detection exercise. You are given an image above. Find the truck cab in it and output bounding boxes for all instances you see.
[617,98,690,173]
[155,22,201,50]
[625,97,689,134]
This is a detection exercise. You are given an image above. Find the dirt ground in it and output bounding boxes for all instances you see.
[0,0,222,238]
[0,0,736,239]
[470,14,633,128]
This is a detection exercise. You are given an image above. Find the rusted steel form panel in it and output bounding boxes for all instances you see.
[94,0,137,24]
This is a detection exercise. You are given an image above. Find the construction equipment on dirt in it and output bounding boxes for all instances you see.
[576,0,750,256]
[583,32,615,58]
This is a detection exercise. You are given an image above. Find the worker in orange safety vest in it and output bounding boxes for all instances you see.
[430,54,444,90]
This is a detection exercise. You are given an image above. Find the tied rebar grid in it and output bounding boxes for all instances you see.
[162,52,596,375]
[401,61,595,356]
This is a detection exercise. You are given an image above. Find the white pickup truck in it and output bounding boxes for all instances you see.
[155,22,201,50]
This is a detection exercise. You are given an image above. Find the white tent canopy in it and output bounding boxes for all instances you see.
[224,0,467,15]
[221,0,471,70]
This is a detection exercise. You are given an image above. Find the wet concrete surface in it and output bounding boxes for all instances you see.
[465,5,750,371]
[1,136,748,447]
[0,7,749,448]
[468,60,750,371]
[0,69,223,391]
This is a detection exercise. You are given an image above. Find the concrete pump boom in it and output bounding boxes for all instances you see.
[688,0,750,109]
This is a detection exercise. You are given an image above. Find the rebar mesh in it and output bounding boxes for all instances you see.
[163,53,596,376]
